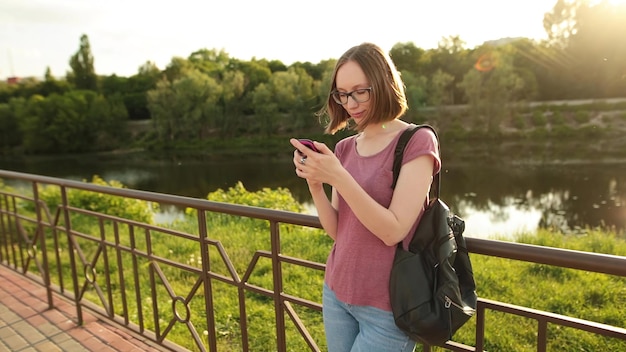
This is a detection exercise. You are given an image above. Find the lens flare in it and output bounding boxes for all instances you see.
[474,53,495,72]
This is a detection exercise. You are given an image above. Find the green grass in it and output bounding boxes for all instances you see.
[440,228,626,352]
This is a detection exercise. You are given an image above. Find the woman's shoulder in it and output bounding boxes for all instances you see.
[406,124,438,148]
[335,134,358,154]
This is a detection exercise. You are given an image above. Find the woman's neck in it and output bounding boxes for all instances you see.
[360,119,405,139]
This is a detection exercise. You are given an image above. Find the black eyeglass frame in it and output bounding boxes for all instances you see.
[330,87,372,105]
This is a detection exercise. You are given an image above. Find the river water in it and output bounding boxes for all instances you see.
[1,142,625,240]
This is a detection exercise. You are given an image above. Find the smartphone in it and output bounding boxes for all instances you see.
[297,139,319,154]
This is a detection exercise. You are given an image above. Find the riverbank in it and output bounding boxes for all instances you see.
[120,99,626,161]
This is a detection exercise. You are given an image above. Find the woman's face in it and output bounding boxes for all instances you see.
[334,60,371,125]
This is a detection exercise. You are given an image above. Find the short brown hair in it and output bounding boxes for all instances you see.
[318,42,408,134]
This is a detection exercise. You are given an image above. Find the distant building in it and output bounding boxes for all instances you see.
[7,76,20,85]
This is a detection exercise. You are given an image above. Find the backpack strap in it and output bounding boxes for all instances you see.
[391,124,441,199]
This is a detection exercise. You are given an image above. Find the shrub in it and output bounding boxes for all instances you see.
[204,181,304,213]
[531,111,548,127]
[530,126,549,138]
[574,111,591,124]
[550,111,566,126]
[442,120,468,140]
[552,125,575,137]
[512,114,526,129]
[35,175,155,223]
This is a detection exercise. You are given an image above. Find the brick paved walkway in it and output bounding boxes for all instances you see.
[0,266,169,352]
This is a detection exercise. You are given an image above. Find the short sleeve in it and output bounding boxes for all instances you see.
[402,127,441,176]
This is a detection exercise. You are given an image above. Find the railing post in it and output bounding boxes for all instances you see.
[198,209,217,352]
[270,220,287,351]
[60,185,83,325]
[537,320,547,352]
[475,301,485,351]
[32,182,54,309]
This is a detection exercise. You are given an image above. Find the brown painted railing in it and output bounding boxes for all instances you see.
[0,169,625,352]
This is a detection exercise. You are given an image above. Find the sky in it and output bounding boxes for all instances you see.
[0,0,556,80]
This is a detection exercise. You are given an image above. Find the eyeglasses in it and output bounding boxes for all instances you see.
[330,87,372,105]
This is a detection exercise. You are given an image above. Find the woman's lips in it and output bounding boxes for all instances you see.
[350,111,364,119]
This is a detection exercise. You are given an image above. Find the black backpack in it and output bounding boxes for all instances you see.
[389,124,478,346]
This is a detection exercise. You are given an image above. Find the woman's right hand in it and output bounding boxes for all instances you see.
[290,138,342,188]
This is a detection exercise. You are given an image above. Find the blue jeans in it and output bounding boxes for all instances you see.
[323,283,416,352]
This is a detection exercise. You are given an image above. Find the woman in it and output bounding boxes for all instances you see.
[290,42,440,352]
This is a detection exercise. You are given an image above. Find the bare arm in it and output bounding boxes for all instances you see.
[290,138,433,246]
[331,155,433,246]
[307,182,338,240]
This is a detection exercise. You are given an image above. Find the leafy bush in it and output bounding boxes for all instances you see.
[574,110,591,124]
[512,114,526,129]
[552,124,575,137]
[529,126,549,138]
[204,181,304,213]
[550,111,566,125]
[531,111,548,127]
[35,175,154,223]
[441,120,468,140]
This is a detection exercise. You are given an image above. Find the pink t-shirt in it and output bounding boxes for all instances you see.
[324,125,441,311]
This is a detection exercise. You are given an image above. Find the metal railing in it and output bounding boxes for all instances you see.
[0,169,625,352]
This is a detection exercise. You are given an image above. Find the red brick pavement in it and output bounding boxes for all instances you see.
[0,265,170,352]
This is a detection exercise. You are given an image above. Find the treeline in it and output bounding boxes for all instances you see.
[0,0,624,154]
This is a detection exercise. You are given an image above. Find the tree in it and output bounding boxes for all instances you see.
[100,74,128,97]
[38,67,70,97]
[147,70,222,141]
[251,83,278,136]
[163,57,195,83]
[458,48,525,133]
[399,70,428,118]
[290,61,325,81]
[542,0,626,98]
[188,48,231,79]
[87,93,129,150]
[16,91,108,153]
[228,59,272,115]
[219,70,245,134]
[568,1,626,97]
[260,67,317,130]
[428,69,455,107]
[389,42,426,75]
[125,61,162,120]
[0,102,21,149]
[67,34,98,91]
[422,36,472,104]
[543,0,580,49]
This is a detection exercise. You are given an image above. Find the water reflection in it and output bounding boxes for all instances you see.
[444,162,626,237]
[1,153,625,239]
[458,199,543,239]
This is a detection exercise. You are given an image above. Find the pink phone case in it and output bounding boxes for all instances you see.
[298,139,319,153]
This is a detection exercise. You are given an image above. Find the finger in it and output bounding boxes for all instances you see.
[290,138,307,156]
[313,141,330,155]
[297,154,308,167]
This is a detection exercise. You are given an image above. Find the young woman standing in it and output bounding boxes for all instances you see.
[291,42,440,352]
